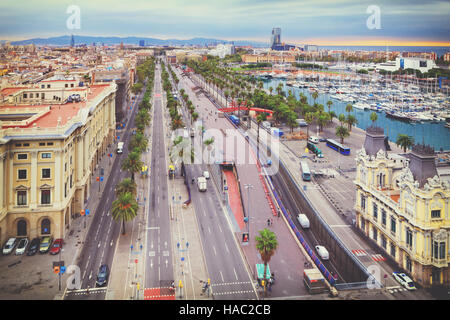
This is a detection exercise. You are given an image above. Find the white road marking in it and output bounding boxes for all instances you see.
[213,246,217,256]
[219,271,224,282]
[224,242,229,254]
[234,268,238,281]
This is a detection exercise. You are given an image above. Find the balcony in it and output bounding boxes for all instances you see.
[432,257,448,268]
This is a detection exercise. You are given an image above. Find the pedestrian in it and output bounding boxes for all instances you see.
[267,219,270,227]
[270,218,273,225]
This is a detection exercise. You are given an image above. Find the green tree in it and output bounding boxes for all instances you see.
[345,103,353,116]
[335,125,350,144]
[338,113,346,126]
[115,178,137,197]
[255,228,278,297]
[346,114,357,132]
[370,111,378,126]
[305,112,315,139]
[121,150,143,182]
[203,137,215,164]
[131,82,144,95]
[111,192,138,235]
[396,134,414,153]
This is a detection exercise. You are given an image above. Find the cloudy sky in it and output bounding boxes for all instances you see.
[1,0,449,45]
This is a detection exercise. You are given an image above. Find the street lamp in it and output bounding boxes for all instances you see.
[244,184,254,240]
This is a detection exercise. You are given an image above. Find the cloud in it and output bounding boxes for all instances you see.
[0,0,449,43]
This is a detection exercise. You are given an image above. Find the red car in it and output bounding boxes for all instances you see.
[49,238,63,255]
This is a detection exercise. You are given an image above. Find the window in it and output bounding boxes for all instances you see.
[65,84,68,88]
[42,168,51,179]
[41,219,50,234]
[70,83,74,88]
[17,153,28,160]
[47,142,53,146]
[18,169,27,180]
[23,143,29,147]
[23,93,27,99]
[361,194,366,210]
[41,152,51,159]
[391,217,396,234]
[39,142,45,146]
[47,84,50,88]
[381,209,386,226]
[41,84,45,89]
[406,228,413,248]
[373,227,378,242]
[390,243,396,258]
[30,93,33,98]
[41,190,51,204]
[433,241,446,260]
[431,210,441,219]
[15,143,22,147]
[406,256,412,272]
[64,182,68,198]
[41,93,45,99]
[381,235,387,249]
[70,173,73,188]
[17,191,27,205]
[373,203,378,220]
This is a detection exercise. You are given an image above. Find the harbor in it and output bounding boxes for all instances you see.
[256,75,450,151]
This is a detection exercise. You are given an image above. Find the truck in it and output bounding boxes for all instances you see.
[270,127,284,137]
[303,268,326,294]
[197,176,207,192]
[117,142,124,154]
[229,115,240,126]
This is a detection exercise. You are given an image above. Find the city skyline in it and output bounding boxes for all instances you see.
[1,0,449,46]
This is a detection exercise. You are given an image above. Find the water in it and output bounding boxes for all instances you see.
[262,79,450,151]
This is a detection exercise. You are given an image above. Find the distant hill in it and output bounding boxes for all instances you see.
[6,35,267,47]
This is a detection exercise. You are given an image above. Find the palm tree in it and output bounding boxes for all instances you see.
[346,114,357,132]
[316,112,330,133]
[312,91,319,105]
[304,112,315,139]
[203,137,215,164]
[115,178,137,197]
[121,150,143,182]
[111,192,138,235]
[396,134,414,153]
[370,111,378,126]
[268,86,273,95]
[335,125,350,144]
[255,228,278,297]
[338,113,346,126]
[129,132,148,153]
[224,90,230,107]
[326,100,333,114]
[345,103,353,116]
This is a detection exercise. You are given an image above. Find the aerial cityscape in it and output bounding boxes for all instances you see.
[0,0,449,308]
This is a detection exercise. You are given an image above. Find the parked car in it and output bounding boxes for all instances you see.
[2,237,17,255]
[319,138,327,142]
[203,171,210,179]
[49,238,63,255]
[15,238,29,255]
[315,245,329,260]
[27,238,40,256]
[39,236,53,254]
[96,264,109,287]
[392,272,416,290]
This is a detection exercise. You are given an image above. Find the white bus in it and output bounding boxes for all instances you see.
[300,161,311,181]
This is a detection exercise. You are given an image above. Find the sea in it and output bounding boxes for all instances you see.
[262,78,450,151]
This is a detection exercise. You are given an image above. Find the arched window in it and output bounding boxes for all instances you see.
[41,218,51,235]
[17,219,27,236]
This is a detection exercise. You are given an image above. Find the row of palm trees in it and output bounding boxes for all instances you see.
[111,57,155,235]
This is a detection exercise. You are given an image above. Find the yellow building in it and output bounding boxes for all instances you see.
[354,127,450,288]
[0,82,116,244]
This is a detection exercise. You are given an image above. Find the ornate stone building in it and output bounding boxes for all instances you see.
[354,127,450,287]
[0,82,116,244]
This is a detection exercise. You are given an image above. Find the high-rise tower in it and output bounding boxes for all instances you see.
[270,28,281,49]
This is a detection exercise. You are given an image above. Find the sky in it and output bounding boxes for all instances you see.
[1,0,449,46]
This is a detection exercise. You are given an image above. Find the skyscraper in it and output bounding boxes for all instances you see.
[70,34,75,47]
[270,28,281,49]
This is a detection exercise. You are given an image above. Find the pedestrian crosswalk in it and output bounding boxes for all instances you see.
[144,287,175,300]
[351,249,367,257]
[371,254,386,262]
[386,286,408,293]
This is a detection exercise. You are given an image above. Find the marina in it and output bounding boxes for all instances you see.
[257,76,450,150]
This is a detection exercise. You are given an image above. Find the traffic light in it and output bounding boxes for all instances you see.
[242,232,249,243]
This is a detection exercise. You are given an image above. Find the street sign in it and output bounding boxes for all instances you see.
[100,176,104,182]
[85,209,90,216]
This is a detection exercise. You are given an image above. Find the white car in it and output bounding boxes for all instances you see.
[203,171,210,179]
[2,237,17,255]
[392,272,416,290]
[15,238,29,255]
[315,245,329,260]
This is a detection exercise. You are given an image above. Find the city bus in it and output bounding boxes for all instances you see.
[325,139,350,155]
[300,161,311,181]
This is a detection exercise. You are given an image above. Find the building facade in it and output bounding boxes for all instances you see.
[354,127,450,288]
[0,83,116,245]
